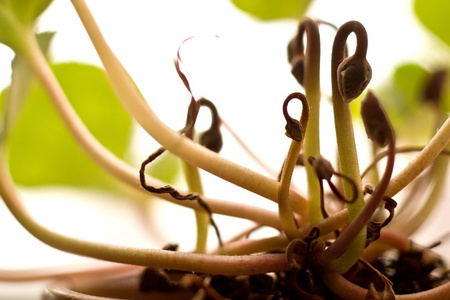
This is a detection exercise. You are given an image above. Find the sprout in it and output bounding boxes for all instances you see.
[337,56,372,102]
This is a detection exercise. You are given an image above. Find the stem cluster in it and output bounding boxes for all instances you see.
[0,3,450,298]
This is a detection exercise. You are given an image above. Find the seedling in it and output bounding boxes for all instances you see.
[1,1,450,298]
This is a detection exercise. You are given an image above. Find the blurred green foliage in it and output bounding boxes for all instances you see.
[371,0,450,141]
[415,0,450,48]
[0,0,52,51]
[230,0,312,20]
[1,63,133,187]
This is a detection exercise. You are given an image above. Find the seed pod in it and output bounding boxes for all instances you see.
[360,91,392,147]
[423,69,447,106]
[307,155,334,181]
[199,127,223,153]
[284,118,303,142]
[287,34,305,86]
[287,37,298,63]
[290,55,305,86]
[287,18,319,87]
[196,98,223,153]
[337,55,372,103]
[282,92,309,142]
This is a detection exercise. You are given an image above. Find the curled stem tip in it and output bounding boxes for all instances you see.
[288,17,320,86]
[176,49,223,153]
[279,92,309,240]
[283,92,310,142]
[197,99,223,153]
[174,35,219,97]
[333,20,372,103]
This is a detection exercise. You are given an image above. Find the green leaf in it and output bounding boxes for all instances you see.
[0,0,52,51]
[393,63,429,111]
[8,0,53,25]
[230,0,312,20]
[3,32,54,131]
[2,62,133,187]
[376,63,434,142]
[415,0,450,47]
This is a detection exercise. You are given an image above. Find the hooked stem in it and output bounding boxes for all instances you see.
[327,20,369,272]
[291,18,323,224]
[278,93,309,240]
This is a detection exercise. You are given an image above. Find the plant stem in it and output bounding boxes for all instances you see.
[390,109,450,235]
[0,263,139,282]
[278,93,309,240]
[319,98,396,271]
[70,0,309,220]
[182,162,209,253]
[397,157,447,236]
[327,21,368,272]
[386,114,450,197]
[295,18,323,224]
[322,271,368,299]
[221,119,278,176]
[278,140,304,240]
[360,145,432,178]
[18,30,139,189]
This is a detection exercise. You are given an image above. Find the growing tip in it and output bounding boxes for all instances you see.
[360,91,393,147]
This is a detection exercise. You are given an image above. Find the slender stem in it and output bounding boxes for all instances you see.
[386,114,450,197]
[331,21,367,218]
[390,109,450,236]
[296,18,323,224]
[221,119,278,176]
[361,145,431,178]
[17,30,149,191]
[182,162,209,253]
[183,101,220,252]
[70,0,309,220]
[328,20,368,271]
[0,263,139,282]
[322,271,368,299]
[278,93,309,240]
[397,154,448,236]
[204,196,281,229]
[278,141,303,240]
[319,123,395,271]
